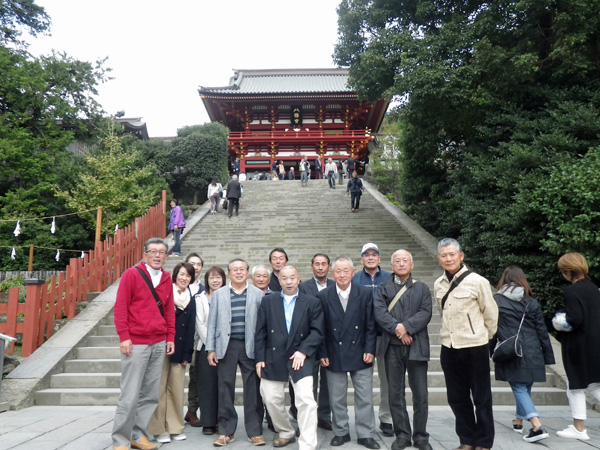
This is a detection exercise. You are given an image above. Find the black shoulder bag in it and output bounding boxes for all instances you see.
[135,267,165,317]
[492,299,529,363]
[441,270,472,310]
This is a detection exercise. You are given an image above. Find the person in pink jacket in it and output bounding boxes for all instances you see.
[168,199,185,256]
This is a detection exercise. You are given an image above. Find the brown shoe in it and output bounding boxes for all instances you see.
[453,446,475,450]
[249,435,266,446]
[113,447,128,450]
[213,435,235,446]
[130,436,157,450]
[185,409,202,427]
[273,436,297,448]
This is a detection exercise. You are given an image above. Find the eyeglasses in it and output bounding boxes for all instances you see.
[146,250,167,256]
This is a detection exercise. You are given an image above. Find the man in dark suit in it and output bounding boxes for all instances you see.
[374,250,433,450]
[268,248,288,292]
[225,175,242,218]
[299,253,335,431]
[255,266,324,449]
[318,257,380,450]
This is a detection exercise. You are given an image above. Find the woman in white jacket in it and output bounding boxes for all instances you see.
[194,266,226,435]
[207,177,223,215]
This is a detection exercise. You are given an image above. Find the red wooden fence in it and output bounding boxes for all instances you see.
[0,191,167,356]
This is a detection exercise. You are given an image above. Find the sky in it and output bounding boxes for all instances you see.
[26,0,343,137]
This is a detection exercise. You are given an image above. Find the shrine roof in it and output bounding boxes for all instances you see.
[199,68,352,95]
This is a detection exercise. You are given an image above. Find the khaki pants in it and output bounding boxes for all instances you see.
[148,356,186,435]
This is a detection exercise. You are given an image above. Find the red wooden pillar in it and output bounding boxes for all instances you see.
[21,279,45,357]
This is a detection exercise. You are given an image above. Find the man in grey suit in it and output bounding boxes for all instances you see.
[374,250,433,450]
[206,259,265,447]
[298,253,334,430]
[318,257,380,450]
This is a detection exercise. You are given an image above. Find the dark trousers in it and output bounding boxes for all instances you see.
[316,168,322,179]
[440,344,494,449]
[327,172,336,188]
[216,339,263,437]
[227,198,239,217]
[195,346,218,427]
[350,192,361,209]
[385,345,429,444]
[289,363,331,421]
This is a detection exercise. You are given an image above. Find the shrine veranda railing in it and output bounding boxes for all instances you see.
[0,191,167,356]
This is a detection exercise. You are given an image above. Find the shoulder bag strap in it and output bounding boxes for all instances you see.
[441,270,472,310]
[387,281,415,312]
[135,266,165,317]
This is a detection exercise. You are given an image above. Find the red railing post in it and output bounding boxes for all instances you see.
[21,279,45,357]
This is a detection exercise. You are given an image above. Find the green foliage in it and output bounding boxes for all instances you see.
[0,276,23,292]
[335,0,600,315]
[56,128,168,236]
[172,122,229,204]
[0,0,50,46]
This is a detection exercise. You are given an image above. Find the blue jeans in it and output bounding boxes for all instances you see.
[171,229,181,254]
[509,382,538,420]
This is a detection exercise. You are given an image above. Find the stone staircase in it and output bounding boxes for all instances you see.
[34,178,567,407]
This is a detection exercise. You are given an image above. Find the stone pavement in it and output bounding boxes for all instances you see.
[1,405,599,450]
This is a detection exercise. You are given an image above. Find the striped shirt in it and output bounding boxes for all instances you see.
[230,288,247,340]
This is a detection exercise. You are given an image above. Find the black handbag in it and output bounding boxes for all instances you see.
[492,300,528,363]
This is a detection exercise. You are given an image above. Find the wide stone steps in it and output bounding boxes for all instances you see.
[33,180,568,408]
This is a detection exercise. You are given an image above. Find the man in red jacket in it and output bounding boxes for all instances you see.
[111,238,176,450]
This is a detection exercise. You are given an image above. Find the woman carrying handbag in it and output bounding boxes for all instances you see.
[492,266,555,443]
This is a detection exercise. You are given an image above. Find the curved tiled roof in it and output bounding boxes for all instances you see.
[200,68,351,95]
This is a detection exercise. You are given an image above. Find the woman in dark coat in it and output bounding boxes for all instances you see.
[148,262,196,443]
[554,252,600,441]
[493,266,555,443]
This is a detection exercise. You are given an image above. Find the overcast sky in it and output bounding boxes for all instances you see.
[26,0,342,137]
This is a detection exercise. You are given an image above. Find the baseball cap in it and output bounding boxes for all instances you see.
[361,243,380,256]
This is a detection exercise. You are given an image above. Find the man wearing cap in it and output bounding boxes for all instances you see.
[352,243,393,437]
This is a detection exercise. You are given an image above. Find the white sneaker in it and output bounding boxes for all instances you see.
[172,433,187,441]
[556,425,590,440]
[156,432,171,443]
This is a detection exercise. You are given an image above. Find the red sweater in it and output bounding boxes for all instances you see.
[114,262,175,344]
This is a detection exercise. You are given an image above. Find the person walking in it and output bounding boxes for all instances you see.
[111,238,175,450]
[314,157,323,179]
[324,158,337,189]
[346,171,364,212]
[207,178,223,215]
[492,266,555,444]
[225,175,242,218]
[168,200,185,256]
[148,262,196,443]
[553,252,600,441]
[194,266,227,435]
[300,157,310,187]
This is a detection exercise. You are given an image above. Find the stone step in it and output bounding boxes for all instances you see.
[34,386,568,407]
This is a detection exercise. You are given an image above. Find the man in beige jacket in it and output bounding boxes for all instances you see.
[434,238,498,450]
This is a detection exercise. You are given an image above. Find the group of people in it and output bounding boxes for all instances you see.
[110,237,600,450]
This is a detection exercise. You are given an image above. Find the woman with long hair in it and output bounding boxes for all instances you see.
[493,266,555,443]
[207,177,223,215]
[148,262,196,442]
[194,266,227,435]
[554,252,600,441]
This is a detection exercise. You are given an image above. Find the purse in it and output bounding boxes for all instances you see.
[492,300,528,363]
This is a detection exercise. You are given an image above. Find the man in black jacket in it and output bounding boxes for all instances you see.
[373,250,433,450]
[255,265,324,449]
[225,175,242,218]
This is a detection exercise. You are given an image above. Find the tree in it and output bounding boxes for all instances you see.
[56,128,168,236]
[172,122,229,205]
[335,0,600,309]
[0,0,49,47]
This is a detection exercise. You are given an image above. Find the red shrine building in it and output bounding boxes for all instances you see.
[198,68,389,177]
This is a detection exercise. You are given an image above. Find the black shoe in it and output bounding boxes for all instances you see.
[330,434,351,446]
[391,438,411,450]
[379,423,394,437]
[523,427,549,443]
[357,438,380,449]
[413,442,433,450]
[317,419,332,431]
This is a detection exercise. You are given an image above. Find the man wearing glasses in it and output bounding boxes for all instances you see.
[112,238,175,450]
[353,243,393,437]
